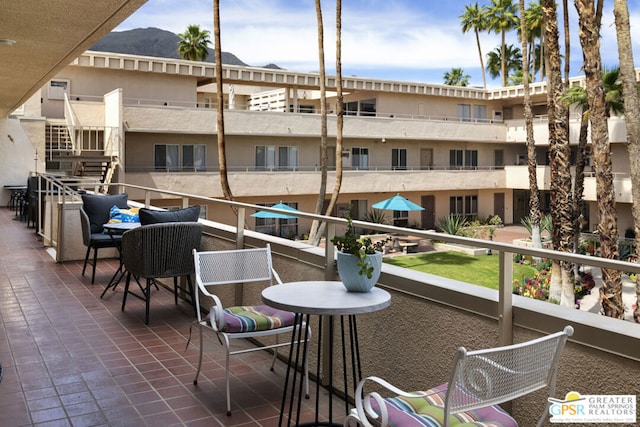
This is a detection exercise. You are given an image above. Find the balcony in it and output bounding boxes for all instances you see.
[0,206,345,426]
[4,177,640,426]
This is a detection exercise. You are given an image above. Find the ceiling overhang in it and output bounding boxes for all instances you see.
[0,0,147,117]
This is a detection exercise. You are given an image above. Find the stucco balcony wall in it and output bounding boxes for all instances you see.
[124,169,507,199]
[121,106,507,142]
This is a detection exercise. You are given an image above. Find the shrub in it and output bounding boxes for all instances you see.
[437,214,468,235]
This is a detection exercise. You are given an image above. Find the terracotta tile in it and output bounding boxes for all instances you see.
[0,208,346,427]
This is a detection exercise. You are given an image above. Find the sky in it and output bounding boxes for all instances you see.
[115,0,640,88]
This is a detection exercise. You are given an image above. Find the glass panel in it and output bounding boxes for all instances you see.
[166,145,179,172]
[458,104,471,122]
[183,145,194,169]
[154,145,166,170]
[194,145,206,171]
[359,98,376,116]
[474,105,487,122]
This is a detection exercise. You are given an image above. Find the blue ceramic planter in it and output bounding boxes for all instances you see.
[336,251,382,292]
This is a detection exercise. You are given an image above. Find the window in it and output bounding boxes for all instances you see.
[451,149,478,169]
[457,104,471,122]
[393,210,408,227]
[154,144,179,171]
[256,145,276,170]
[450,150,463,168]
[352,147,369,169]
[256,146,298,170]
[343,99,376,116]
[344,101,358,116]
[48,79,70,100]
[183,145,206,171]
[473,105,487,122]
[359,99,377,116]
[464,150,478,169]
[392,148,407,170]
[278,146,298,170]
[450,195,478,220]
[349,200,368,234]
[350,200,368,220]
[495,149,504,168]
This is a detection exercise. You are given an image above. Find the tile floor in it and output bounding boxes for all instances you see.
[0,208,345,426]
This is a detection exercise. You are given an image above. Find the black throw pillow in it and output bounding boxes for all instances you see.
[81,193,129,234]
[139,205,201,225]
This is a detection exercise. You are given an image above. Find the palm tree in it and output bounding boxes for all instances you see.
[575,0,624,318]
[543,0,574,307]
[460,3,488,89]
[485,0,520,87]
[518,0,542,251]
[560,67,623,281]
[524,2,544,81]
[307,0,328,245]
[177,24,211,61]
[613,0,640,322]
[443,68,471,86]
[212,0,235,210]
[486,44,522,84]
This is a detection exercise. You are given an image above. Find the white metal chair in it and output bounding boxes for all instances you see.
[345,326,574,427]
[192,244,310,415]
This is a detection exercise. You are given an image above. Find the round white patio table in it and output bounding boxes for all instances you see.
[262,281,391,427]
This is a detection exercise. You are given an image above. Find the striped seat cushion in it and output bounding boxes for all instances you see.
[373,383,517,427]
[222,305,296,333]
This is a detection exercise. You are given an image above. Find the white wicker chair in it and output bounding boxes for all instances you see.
[345,326,574,427]
[192,244,310,415]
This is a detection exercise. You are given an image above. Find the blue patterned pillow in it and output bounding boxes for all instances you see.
[108,205,140,224]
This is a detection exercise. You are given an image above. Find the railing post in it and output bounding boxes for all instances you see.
[236,207,245,250]
[234,207,246,305]
[325,222,336,281]
[498,249,513,346]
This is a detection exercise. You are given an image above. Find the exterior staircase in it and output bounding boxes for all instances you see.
[45,121,119,192]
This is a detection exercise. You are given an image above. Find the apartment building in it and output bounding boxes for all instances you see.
[9,50,637,239]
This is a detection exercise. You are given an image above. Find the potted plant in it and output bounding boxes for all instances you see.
[331,215,389,292]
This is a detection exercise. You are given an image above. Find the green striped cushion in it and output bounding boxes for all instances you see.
[222,305,296,333]
[373,384,517,427]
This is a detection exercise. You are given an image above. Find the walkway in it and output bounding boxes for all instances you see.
[0,208,341,426]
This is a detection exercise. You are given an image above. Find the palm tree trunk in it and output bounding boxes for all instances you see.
[475,28,487,89]
[613,0,640,322]
[213,0,235,210]
[543,0,574,306]
[573,117,589,270]
[315,0,344,241]
[308,0,328,245]
[576,0,624,318]
[563,0,570,83]
[520,0,542,248]
[539,29,544,81]
[501,31,507,87]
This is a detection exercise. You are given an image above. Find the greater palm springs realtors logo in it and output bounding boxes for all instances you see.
[549,391,636,423]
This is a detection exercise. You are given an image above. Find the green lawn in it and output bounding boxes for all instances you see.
[384,251,537,290]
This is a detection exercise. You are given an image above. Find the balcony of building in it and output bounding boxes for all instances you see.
[2,175,639,426]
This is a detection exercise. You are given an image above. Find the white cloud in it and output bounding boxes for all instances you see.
[116,0,640,82]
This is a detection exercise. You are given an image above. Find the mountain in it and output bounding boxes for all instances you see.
[91,27,279,69]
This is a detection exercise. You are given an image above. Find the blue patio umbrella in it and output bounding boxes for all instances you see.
[372,194,424,211]
[251,202,300,219]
